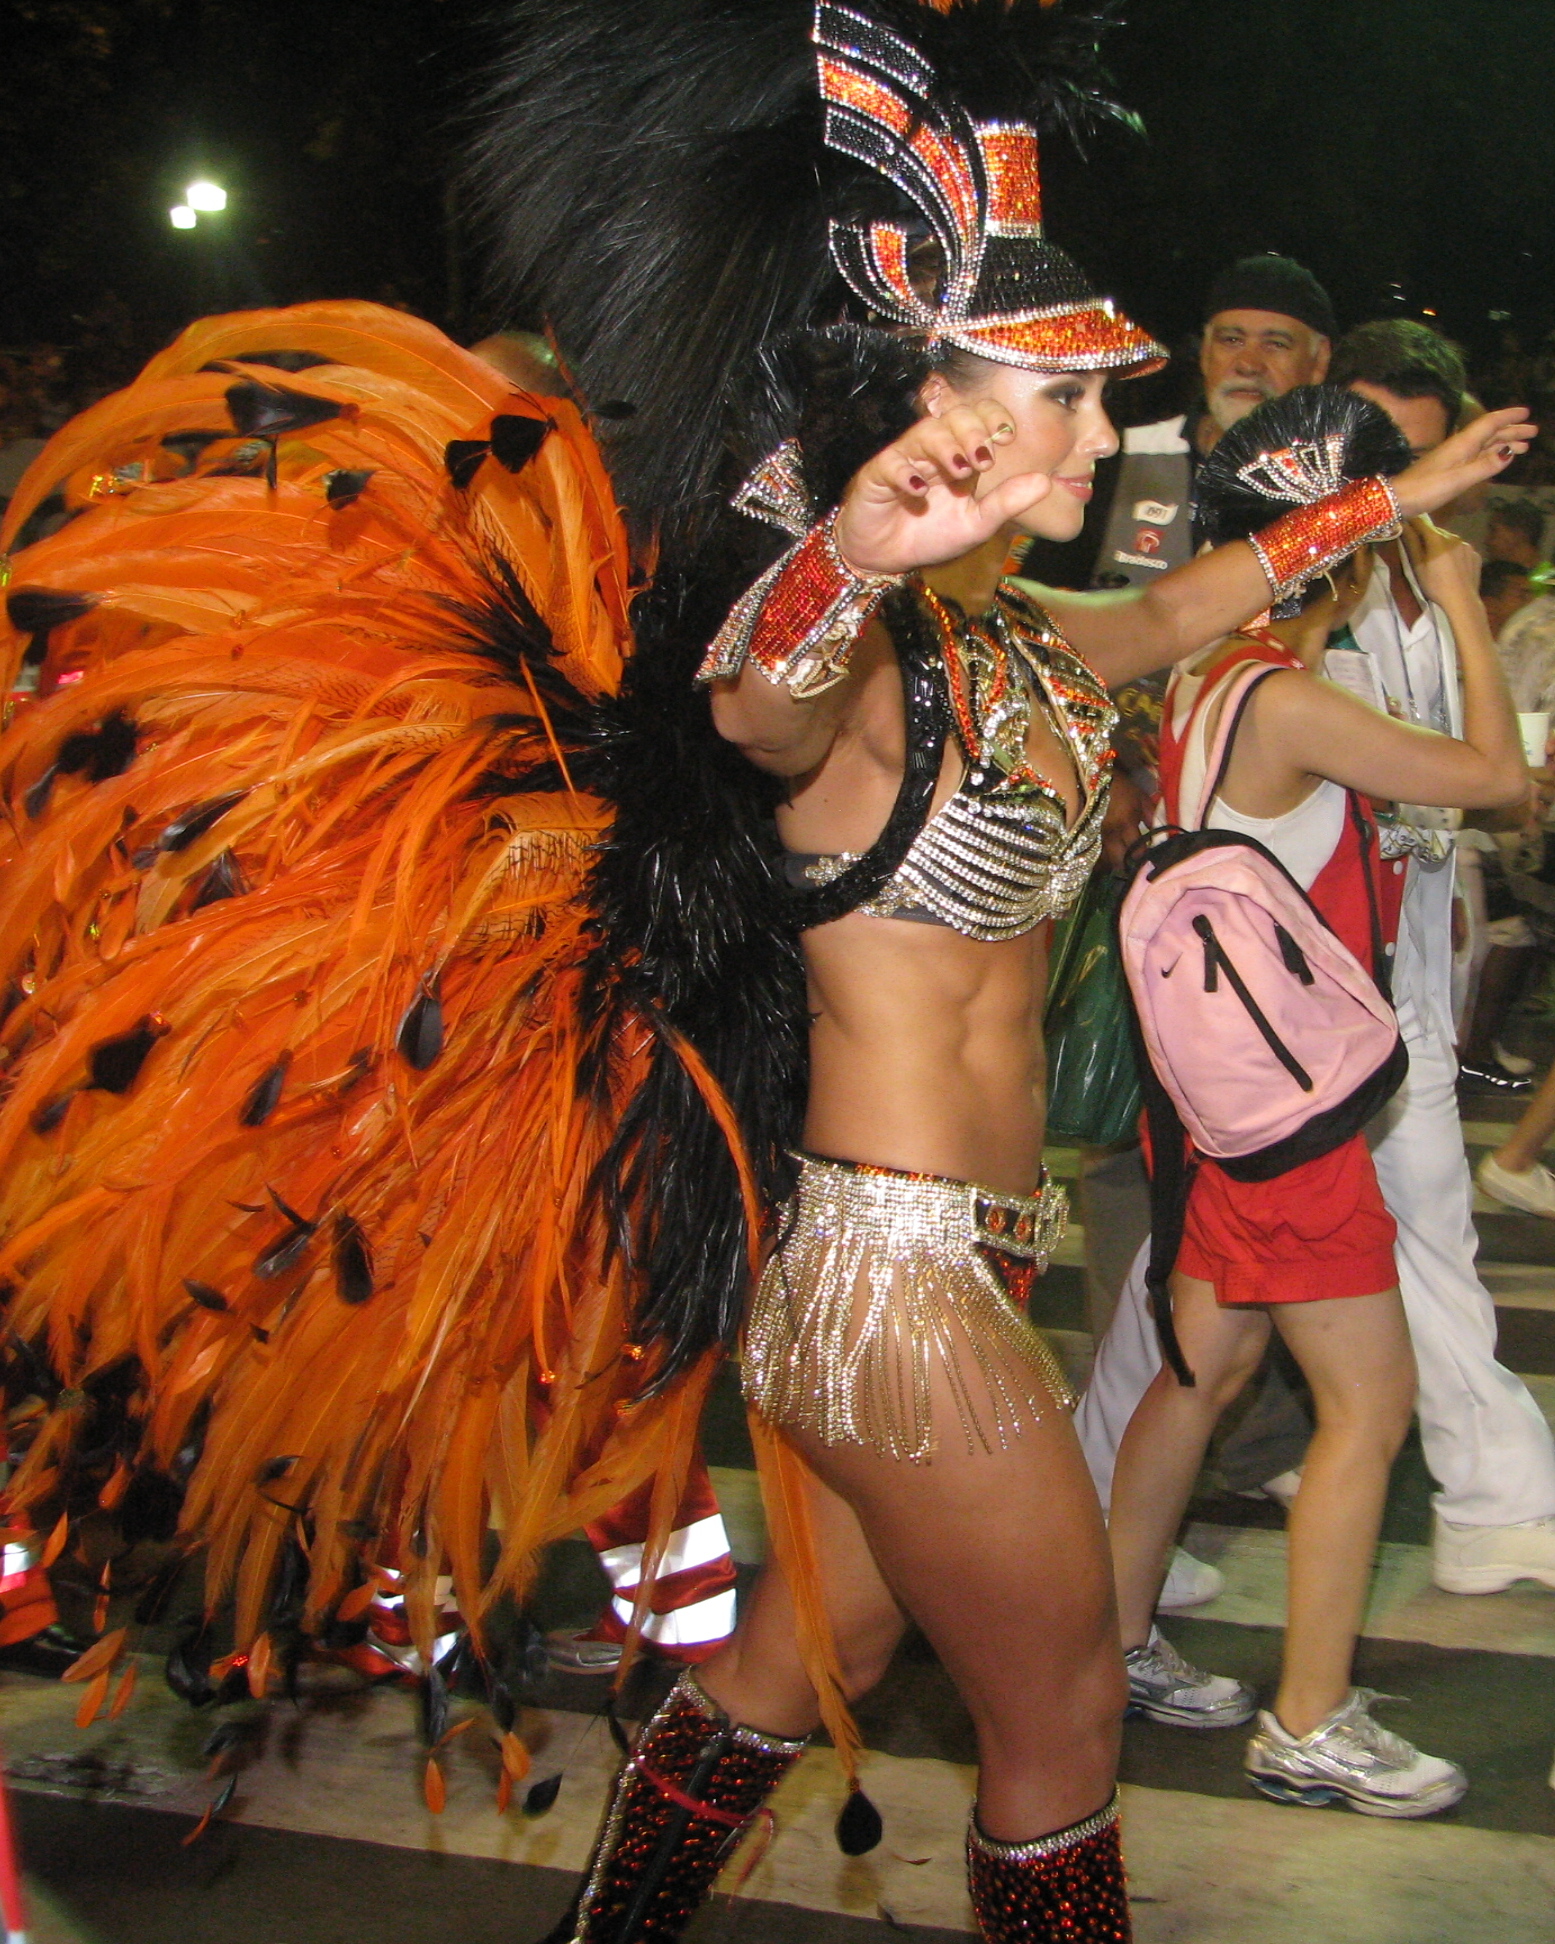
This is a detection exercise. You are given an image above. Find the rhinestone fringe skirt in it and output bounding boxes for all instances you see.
[743,1152,1073,1463]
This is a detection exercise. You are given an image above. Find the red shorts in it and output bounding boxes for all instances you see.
[1177,1134,1397,1306]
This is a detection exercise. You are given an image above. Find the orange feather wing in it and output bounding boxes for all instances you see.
[0,301,705,1648]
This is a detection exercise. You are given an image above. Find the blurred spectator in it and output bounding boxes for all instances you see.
[1022,255,1334,600]
[1478,1047,1555,1218]
[1498,589,1555,714]
[1329,317,1463,458]
[1482,559,1536,643]
[1486,498,1551,576]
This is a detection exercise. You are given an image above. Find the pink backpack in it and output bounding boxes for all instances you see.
[1117,660,1407,1380]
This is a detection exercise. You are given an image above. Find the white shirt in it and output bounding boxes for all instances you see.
[1342,552,1460,1045]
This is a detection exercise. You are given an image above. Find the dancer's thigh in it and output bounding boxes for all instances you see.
[794,1382,1123,1785]
[697,1451,911,1743]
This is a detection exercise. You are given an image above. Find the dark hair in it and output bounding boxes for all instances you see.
[1328,320,1465,435]
[1480,558,1531,597]
[1193,386,1412,616]
[1487,498,1546,547]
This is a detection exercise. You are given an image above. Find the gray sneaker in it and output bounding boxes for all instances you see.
[1244,1689,1467,1818]
[1125,1625,1256,1729]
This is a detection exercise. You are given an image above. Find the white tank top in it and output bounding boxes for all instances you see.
[1206,783,1347,891]
[1173,660,1347,891]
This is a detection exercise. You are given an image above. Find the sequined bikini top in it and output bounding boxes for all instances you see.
[786,583,1116,942]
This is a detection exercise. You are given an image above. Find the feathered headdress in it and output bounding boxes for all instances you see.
[470,0,1158,550]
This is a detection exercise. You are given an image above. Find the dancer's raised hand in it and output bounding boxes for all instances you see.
[1393,406,1539,519]
[833,400,1054,577]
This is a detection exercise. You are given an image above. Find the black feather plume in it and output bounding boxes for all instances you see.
[225,380,343,438]
[836,1786,884,1855]
[325,468,373,507]
[469,1,1139,555]
[240,1053,290,1127]
[333,1213,374,1305]
[191,850,248,909]
[7,587,98,666]
[1193,387,1413,553]
[88,1019,159,1094]
[158,791,245,853]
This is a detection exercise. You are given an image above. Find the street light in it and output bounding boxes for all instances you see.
[186,180,228,213]
[169,204,197,229]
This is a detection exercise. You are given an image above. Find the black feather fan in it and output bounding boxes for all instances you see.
[1193,386,1413,552]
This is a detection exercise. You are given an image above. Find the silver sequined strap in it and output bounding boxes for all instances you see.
[967,1789,1120,1861]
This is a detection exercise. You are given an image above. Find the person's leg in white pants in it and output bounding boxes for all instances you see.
[1075,1235,1158,1513]
[1370,1000,1555,1542]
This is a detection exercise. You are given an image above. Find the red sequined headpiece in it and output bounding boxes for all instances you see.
[815,2,1165,374]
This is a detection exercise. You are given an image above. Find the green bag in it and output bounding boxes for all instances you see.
[1043,868,1142,1148]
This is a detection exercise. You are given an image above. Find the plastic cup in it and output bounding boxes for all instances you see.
[1518,712,1550,766]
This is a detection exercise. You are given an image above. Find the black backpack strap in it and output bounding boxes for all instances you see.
[1193,662,1287,829]
[1114,895,1197,1388]
[1138,1057,1199,1389]
[1347,792,1393,1004]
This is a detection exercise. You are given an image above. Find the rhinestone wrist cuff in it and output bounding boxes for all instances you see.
[696,512,903,697]
[1247,475,1403,605]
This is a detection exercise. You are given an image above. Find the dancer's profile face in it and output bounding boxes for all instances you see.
[921,361,1119,542]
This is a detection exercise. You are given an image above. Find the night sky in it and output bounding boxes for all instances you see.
[2,0,1552,386]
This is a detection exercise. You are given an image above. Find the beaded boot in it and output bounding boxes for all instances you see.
[966,1793,1132,1942]
[542,1671,807,1943]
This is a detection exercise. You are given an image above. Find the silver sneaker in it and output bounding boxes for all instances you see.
[1244,1689,1467,1818]
[1125,1625,1256,1729]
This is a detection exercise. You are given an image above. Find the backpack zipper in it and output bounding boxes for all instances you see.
[1190,915,1314,1092]
[1273,923,1314,984]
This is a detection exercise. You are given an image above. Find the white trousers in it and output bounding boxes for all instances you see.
[1076,995,1555,1528]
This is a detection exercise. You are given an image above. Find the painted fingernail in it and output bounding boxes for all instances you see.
[994,423,1015,441]
[975,446,993,465]
[908,474,927,491]
[951,454,972,472]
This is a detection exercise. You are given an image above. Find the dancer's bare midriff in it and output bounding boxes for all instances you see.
[775,617,1075,1194]
[799,914,1049,1193]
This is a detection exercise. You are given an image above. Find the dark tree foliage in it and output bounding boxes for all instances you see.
[3,1,1553,410]
[0,0,490,373]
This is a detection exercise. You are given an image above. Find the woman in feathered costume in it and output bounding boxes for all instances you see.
[0,2,1529,1938]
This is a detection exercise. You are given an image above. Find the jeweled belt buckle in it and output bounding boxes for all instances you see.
[971,1180,1067,1264]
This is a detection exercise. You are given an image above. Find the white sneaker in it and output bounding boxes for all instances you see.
[1244,1689,1466,1818]
[1433,1512,1555,1593]
[1476,1153,1555,1219]
[1492,1041,1536,1076]
[1236,1468,1302,1511]
[1157,1547,1225,1611]
[1125,1625,1256,1729]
